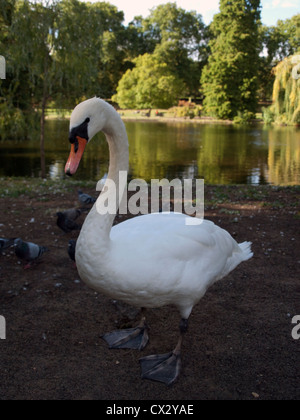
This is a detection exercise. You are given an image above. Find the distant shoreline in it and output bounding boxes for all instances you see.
[45,114,235,124]
[44,108,266,125]
[120,116,235,125]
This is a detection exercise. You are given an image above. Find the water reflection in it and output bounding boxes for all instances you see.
[267,128,300,185]
[49,161,66,179]
[0,119,299,185]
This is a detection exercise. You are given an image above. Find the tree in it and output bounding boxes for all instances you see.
[6,0,59,176]
[0,0,128,177]
[258,14,300,100]
[55,0,126,102]
[270,54,300,125]
[130,3,209,97]
[263,14,300,62]
[201,0,261,120]
[124,16,157,60]
[112,53,184,109]
[0,0,29,139]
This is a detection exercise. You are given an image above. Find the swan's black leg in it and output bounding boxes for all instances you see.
[102,309,149,351]
[139,318,188,386]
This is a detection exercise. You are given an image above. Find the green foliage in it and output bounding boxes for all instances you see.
[263,14,300,61]
[55,0,126,102]
[233,110,256,125]
[170,104,202,119]
[112,53,184,109]
[0,101,26,139]
[262,106,274,125]
[141,3,209,96]
[271,54,300,125]
[201,0,261,120]
[258,14,300,100]
[0,0,129,140]
[1,1,208,118]
[0,0,299,135]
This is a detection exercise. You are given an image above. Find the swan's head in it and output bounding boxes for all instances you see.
[65,97,110,176]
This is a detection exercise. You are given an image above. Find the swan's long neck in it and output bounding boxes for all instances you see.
[91,111,129,239]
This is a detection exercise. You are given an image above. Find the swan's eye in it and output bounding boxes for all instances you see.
[69,118,90,144]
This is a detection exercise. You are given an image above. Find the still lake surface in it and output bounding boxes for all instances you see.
[0,119,299,185]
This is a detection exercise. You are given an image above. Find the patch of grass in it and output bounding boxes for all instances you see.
[0,177,96,198]
[235,187,267,201]
[209,186,231,204]
[219,208,241,215]
[45,108,71,119]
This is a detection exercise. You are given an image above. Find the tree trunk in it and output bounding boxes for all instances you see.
[40,53,49,179]
[40,97,47,179]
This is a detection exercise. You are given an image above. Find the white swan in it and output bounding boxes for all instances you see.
[65,97,253,386]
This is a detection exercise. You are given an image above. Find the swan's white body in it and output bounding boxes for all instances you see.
[69,98,253,321]
[77,208,252,319]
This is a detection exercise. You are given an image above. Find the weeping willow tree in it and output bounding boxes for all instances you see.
[271,54,300,125]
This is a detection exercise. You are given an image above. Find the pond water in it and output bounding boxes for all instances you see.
[0,119,299,185]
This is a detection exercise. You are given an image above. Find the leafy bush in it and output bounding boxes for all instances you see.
[0,103,27,139]
[233,111,255,125]
[0,102,40,140]
[112,54,184,109]
[170,104,202,119]
[262,106,274,125]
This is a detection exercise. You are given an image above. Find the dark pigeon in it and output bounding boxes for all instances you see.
[68,239,77,262]
[78,190,96,205]
[56,209,81,233]
[14,238,49,268]
[0,237,16,253]
[60,208,82,221]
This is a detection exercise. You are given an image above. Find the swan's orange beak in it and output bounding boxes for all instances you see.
[65,136,87,176]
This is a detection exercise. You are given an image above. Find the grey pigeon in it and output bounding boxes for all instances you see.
[0,237,16,253]
[78,190,96,205]
[56,209,81,233]
[68,239,77,262]
[14,238,49,268]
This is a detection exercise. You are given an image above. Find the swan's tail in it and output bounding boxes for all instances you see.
[238,241,253,261]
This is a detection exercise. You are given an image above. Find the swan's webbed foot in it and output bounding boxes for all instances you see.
[139,318,188,386]
[139,351,181,386]
[102,321,149,351]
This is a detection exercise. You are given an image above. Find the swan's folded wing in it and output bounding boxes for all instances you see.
[110,213,241,282]
[111,213,232,256]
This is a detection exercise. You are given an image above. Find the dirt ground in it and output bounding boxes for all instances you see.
[0,181,299,400]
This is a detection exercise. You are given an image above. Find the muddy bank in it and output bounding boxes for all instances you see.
[0,180,299,400]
